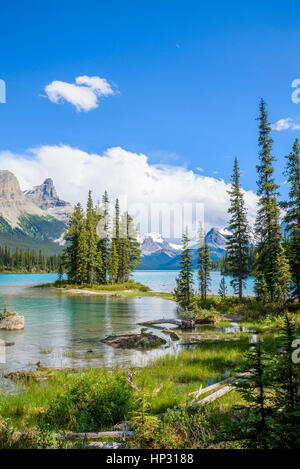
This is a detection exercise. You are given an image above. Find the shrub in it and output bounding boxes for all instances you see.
[0,418,62,449]
[127,408,213,449]
[40,368,137,432]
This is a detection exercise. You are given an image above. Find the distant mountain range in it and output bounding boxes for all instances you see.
[138,229,228,270]
[0,170,72,255]
[0,170,230,265]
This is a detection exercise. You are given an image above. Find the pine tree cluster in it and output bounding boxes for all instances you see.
[62,190,141,285]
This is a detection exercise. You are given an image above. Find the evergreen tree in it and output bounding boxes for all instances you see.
[63,203,85,283]
[117,213,129,283]
[254,99,291,302]
[126,213,141,278]
[270,315,300,435]
[226,158,249,301]
[218,277,227,299]
[197,224,211,301]
[113,199,122,283]
[174,228,194,308]
[57,261,64,282]
[76,223,89,285]
[108,239,119,284]
[280,138,300,303]
[230,342,271,449]
[86,190,98,286]
[98,191,110,284]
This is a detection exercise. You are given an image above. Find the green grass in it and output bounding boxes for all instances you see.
[39,279,174,300]
[0,312,298,446]
[0,369,137,432]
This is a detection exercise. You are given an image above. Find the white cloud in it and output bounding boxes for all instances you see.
[45,75,115,111]
[0,145,258,236]
[271,117,300,131]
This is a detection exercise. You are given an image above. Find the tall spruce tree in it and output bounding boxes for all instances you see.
[86,190,98,286]
[98,191,110,284]
[226,158,249,301]
[108,239,119,284]
[280,138,300,303]
[174,228,194,308]
[117,213,130,283]
[254,99,291,302]
[63,203,85,283]
[76,223,89,285]
[126,213,142,278]
[197,223,211,301]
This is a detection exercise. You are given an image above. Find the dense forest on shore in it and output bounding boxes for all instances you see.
[0,246,61,273]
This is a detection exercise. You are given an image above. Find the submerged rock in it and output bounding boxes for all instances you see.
[0,312,24,330]
[0,340,15,346]
[101,332,166,349]
[162,328,180,341]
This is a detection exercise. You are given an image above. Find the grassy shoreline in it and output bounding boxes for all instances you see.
[1,312,298,437]
[37,280,175,300]
[1,285,299,448]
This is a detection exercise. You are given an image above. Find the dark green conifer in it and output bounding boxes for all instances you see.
[226,158,249,301]
[280,138,300,303]
[254,99,291,302]
[174,228,194,308]
[198,223,211,301]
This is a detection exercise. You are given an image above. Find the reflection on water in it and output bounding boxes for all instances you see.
[0,274,178,373]
[133,270,255,295]
[0,272,255,375]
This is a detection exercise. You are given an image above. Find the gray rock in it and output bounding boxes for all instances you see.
[0,312,24,330]
[0,339,15,346]
[101,332,166,349]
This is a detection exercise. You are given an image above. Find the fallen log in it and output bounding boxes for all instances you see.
[138,319,195,329]
[74,441,124,449]
[189,370,253,400]
[190,384,234,407]
[114,370,253,431]
[57,431,133,440]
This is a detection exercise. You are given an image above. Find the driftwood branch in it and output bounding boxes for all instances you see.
[190,385,234,407]
[189,370,253,407]
[138,319,195,329]
[189,370,252,400]
[126,371,140,393]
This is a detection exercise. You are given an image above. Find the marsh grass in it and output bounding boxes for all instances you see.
[0,313,298,442]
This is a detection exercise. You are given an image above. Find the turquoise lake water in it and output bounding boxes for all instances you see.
[0,271,254,374]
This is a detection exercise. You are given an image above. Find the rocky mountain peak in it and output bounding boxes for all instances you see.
[25,178,61,210]
[24,179,73,221]
[205,228,227,249]
[0,170,23,200]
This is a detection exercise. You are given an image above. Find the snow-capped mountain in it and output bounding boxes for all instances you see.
[138,228,228,270]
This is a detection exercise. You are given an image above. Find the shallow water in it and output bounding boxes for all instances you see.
[0,274,178,373]
[0,271,255,374]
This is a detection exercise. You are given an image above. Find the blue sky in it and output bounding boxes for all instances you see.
[0,0,299,219]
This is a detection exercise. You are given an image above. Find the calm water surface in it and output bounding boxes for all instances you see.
[0,271,254,374]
